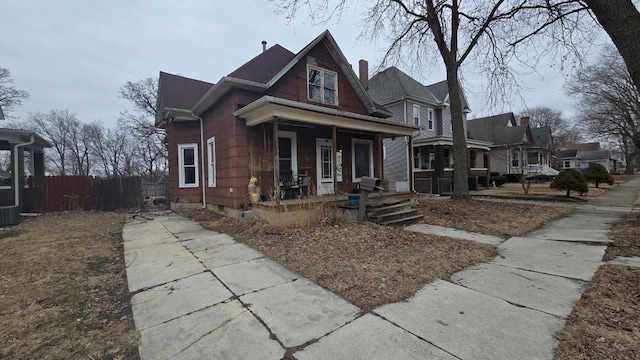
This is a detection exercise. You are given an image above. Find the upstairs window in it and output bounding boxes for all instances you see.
[413,104,420,126]
[308,66,337,105]
[428,108,434,130]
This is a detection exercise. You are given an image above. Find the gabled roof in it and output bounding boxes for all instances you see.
[579,150,610,161]
[158,71,213,110]
[191,30,390,117]
[555,149,578,159]
[467,112,531,146]
[228,44,295,83]
[530,126,553,149]
[564,142,600,151]
[367,67,470,110]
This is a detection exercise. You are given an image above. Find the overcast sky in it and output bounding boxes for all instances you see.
[1,1,610,128]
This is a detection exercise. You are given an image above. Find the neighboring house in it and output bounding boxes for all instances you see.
[467,112,534,176]
[0,128,51,223]
[155,30,418,216]
[554,143,619,173]
[367,67,491,194]
[520,118,558,176]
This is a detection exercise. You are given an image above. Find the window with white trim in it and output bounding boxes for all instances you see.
[413,104,420,126]
[178,143,199,188]
[352,139,373,181]
[413,147,421,169]
[428,108,434,130]
[307,65,337,105]
[207,137,216,187]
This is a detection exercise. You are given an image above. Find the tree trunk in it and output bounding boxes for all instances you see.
[566,188,571,197]
[586,0,640,94]
[446,66,470,199]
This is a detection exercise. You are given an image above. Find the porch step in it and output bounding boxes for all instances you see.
[366,198,421,226]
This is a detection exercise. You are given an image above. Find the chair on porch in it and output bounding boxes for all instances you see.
[279,171,299,200]
[298,171,311,198]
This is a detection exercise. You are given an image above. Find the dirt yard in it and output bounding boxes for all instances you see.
[180,198,571,312]
[0,212,139,360]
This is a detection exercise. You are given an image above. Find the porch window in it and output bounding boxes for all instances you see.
[308,66,337,105]
[413,104,420,126]
[178,143,199,188]
[207,137,216,187]
[428,149,435,169]
[278,131,298,175]
[352,139,373,181]
[563,160,571,168]
[413,147,421,169]
[428,108,434,130]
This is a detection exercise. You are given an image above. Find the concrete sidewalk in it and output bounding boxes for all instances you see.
[123,178,640,359]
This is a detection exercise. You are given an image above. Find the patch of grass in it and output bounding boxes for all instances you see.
[604,212,640,261]
[0,212,139,360]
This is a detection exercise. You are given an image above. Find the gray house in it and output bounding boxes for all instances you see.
[367,66,491,194]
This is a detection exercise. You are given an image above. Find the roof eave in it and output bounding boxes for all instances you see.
[191,77,268,115]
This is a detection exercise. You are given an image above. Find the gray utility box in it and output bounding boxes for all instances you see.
[360,176,383,192]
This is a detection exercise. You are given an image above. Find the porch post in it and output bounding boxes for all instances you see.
[408,136,414,193]
[376,133,383,179]
[274,119,280,205]
[332,125,337,192]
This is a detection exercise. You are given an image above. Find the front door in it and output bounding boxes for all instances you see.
[316,138,334,195]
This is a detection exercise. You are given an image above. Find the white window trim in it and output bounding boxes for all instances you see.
[178,143,199,188]
[413,104,420,126]
[352,138,374,182]
[307,65,338,105]
[428,108,434,130]
[207,137,216,187]
[413,147,421,170]
[278,130,298,176]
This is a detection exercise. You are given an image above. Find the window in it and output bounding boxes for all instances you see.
[352,139,373,181]
[308,66,337,105]
[443,148,450,168]
[428,108,434,130]
[207,137,216,187]
[413,104,420,126]
[413,147,421,169]
[178,143,199,188]
[278,131,298,175]
[428,149,435,169]
[563,161,571,168]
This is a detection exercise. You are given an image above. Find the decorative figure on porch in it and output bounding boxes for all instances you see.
[248,177,261,203]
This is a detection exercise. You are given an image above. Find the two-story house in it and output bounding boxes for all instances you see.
[155,31,418,219]
[367,66,491,194]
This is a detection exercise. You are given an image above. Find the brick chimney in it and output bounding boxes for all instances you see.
[262,41,267,53]
[520,116,530,126]
[359,59,369,89]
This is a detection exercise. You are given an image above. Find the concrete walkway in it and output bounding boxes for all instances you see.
[123,178,640,360]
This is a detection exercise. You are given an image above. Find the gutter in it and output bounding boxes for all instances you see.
[14,134,35,207]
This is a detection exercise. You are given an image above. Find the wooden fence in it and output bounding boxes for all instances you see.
[27,176,143,212]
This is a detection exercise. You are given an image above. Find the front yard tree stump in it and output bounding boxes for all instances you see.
[357,176,383,221]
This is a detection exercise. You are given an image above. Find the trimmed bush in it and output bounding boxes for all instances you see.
[583,163,614,188]
[490,175,507,187]
[550,169,589,197]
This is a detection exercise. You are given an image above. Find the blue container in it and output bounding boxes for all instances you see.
[348,194,360,206]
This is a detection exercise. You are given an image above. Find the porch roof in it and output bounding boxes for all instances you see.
[233,95,419,137]
[413,136,492,150]
[0,128,52,151]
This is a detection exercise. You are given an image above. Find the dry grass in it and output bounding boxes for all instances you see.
[554,266,640,360]
[604,212,640,261]
[0,212,139,360]
[416,197,573,238]
[482,181,615,199]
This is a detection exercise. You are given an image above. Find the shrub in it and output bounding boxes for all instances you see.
[506,174,521,183]
[550,169,589,197]
[490,175,507,187]
[530,174,554,183]
[583,163,614,188]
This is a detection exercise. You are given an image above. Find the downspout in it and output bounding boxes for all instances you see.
[190,113,207,208]
[14,134,35,207]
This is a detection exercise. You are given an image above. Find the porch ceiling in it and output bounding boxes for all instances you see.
[414,136,492,151]
[233,95,418,137]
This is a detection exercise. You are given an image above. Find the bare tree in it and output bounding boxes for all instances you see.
[585,0,640,95]
[518,106,574,148]
[0,67,30,119]
[25,109,80,175]
[275,0,595,199]
[118,77,166,181]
